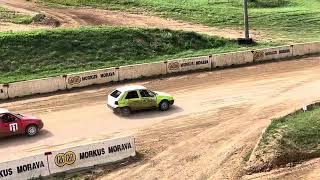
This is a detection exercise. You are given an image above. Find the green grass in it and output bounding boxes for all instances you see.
[253,104,320,169]
[0,27,274,83]
[0,7,33,24]
[247,0,290,8]
[243,148,254,162]
[39,0,320,43]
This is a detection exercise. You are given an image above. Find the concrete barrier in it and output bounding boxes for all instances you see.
[167,56,210,73]
[47,136,136,175]
[66,68,118,89]
[0,154,50,180]
[212,51,253,68]
[252,46,293,62]
[0,136,135,179]
[0,84,8,100]
[7,77,66,98]
[1,42,320,100]
[293,42,320,56]
[119,62,166,81]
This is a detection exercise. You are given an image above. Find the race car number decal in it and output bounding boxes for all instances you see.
[9,123,18,132]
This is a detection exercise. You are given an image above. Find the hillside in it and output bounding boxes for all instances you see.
[0,27,261,83]
[41,0,320,42]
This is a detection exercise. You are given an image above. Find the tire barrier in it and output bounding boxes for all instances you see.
[0,136,135,180]
[0,84,8,100]
[7,77,66,98]
[66,68,118,89]
[212,51,253,68]
[119,62,167,81]
[1,42,319,100]
[167,56,211,73]
[252,46,293,62]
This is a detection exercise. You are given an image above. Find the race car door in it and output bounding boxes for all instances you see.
[0,113,21,137]
[139,89,157,109]
[125,90,143,110]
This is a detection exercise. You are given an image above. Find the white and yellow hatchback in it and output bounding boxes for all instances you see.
[107,85,174,116]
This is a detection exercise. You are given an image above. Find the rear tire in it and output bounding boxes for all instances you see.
[159,100,170,111]
[120,107,131,116]
[26,125,38,137]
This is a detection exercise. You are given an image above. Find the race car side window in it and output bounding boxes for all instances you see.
[0,113,16,123]
[0,114,4,123]
[125,91,139,99]
[140,90,155,97]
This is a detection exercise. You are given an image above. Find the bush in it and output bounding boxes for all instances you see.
[32,13,46,22]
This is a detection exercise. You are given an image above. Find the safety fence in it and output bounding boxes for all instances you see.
[0,42,319,100]
[0,136,135,180]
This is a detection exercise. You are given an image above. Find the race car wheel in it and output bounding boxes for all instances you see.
[159,100,170,111]
[26,125,38,136]
[120,107,131,116]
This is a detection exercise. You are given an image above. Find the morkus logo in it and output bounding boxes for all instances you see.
[68,76,81,85]
[54,151,77,167]
[168,62,180,71]
[253,50,264,61]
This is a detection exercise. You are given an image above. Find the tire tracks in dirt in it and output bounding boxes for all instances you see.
[0,0,265,39]
[2,57,320,179]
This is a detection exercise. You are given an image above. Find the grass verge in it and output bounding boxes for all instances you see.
[247,103,320,173]
[0,27,275,83]
[0,7,33,24]
[39,0,320,43]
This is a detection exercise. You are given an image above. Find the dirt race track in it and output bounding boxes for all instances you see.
[0,0,267,40]
[1,56,320,179]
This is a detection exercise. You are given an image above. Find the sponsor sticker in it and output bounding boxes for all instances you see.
[196,60,209,65]
[265,51,277,56]
[253,51,264,61]
[100,71,115,78]
[180,61,194,67]
[67,76,81,85]
[168,62,180,71]
[279,49,291,54]
[54,151,76,167]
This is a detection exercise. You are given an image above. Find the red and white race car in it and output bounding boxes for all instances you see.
[0,108,44,137]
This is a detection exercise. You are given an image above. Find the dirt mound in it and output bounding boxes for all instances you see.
[246,102,320,174]
[32,14,60,27]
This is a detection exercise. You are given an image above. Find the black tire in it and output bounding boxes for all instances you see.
[120,107,131,116]
[26,125,38,137]
[159,100,170,111]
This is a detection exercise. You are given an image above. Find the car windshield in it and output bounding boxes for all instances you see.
[110,90,122,98]
[150,90,157,96]
[13,113,23,118]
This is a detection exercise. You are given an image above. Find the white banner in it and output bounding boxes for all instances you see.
[167,56,210,73]
[0,136,136,179]
[66,68,118,89]
[47,136,136,174]
[0,155,50,180]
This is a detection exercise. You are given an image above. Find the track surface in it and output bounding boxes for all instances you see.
[1,56,320,179]
[0,0,266,39]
